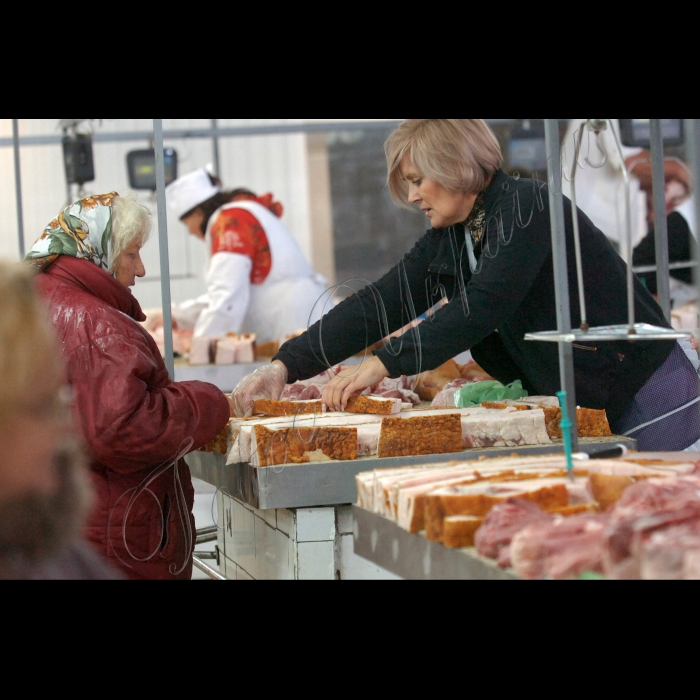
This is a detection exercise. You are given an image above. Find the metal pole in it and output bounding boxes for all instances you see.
[211,118,221,177]
[12,119,25,259]
[545,119,579,451]
[650,119,671,321]
[153,119,175,379]
[685,120,700,298]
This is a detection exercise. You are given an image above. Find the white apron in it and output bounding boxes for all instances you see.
[184,201,330,342]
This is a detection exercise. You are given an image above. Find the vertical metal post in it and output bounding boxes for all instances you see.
[545,119,579,451]
[211,118,221,177]
[650,119,671,321]
[153,119,175,379]
[12,119,25,259]
[686,120,700,296]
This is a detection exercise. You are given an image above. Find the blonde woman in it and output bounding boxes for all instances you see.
[27,193,233,580]
[0,262,118,580]
[234,119,700,452]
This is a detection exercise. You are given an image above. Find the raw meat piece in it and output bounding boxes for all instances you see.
[683,551,700,580]
[256,340,280,358]
[357,424,381,457]
[378,414,463,459]
[543,407,612,440]
[234,334,257,364]
[395,456,577,533]
[460,409,551,449]
[425,478,571,543]
[281,366,422,406]
[345,395,403,415]
[201,420,234,455]
[443,516,484,549]
[355,468,419,511]
[215,337,237,366]
[189,336,215,366]
[414,360,462,402]
[511,514,610,580]
[602,477,700,578]
[457,361,494,383]
[237,413,385,463]
[253,399,323,417]
[251,424,358,467]
[431,379,470,408]
[475,499,553,562]
[634,517,700,580]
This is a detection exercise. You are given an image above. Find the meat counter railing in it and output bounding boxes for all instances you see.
[107,437,195,577]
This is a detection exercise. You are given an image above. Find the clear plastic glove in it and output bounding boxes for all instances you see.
[232,361,288,417]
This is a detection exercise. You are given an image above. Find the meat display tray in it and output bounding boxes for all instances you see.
[186,436,637,511]
[352,506,519,581]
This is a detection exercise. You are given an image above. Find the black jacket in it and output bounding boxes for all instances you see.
[276,170,674,426]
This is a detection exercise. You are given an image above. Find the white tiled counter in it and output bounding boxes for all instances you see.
[215,492,399,581]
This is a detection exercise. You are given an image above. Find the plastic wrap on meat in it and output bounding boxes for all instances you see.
[511,514,610,581]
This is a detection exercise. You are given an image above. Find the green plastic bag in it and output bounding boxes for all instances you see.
[454,380,529,408]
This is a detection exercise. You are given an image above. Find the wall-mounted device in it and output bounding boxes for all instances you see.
[62,133,95,185]
[619,119,684,148]
[127,149,178,191]
[509,122,547,174]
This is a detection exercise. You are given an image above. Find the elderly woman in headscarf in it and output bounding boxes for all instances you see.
[27,193,233,581]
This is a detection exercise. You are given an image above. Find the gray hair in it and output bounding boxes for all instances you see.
[110,194,152,268]
[386,119,503,208]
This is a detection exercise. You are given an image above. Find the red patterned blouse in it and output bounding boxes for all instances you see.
[210,194,283,285]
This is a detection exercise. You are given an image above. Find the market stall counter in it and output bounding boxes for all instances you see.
[187,391,634,580]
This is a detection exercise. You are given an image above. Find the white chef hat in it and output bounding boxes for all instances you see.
[166,167,222,220]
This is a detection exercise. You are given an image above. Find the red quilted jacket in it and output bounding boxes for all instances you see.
[37,257,230,581]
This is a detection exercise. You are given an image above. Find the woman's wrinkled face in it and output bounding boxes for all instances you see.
[182,209,206,240]
[401,155,478,229]
[114,242,146,289]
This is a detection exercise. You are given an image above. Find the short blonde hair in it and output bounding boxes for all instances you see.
[110,193,152,266]
[386,119,503,208]
[0,263,62,424]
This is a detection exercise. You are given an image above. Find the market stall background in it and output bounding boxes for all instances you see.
[3,118,698,580]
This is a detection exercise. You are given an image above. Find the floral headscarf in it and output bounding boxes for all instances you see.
[26,193,119,273]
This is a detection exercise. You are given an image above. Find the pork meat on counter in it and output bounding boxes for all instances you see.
[475,500,554,569]
[510,514,611,581]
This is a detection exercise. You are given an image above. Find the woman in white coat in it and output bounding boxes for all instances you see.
[166,168,330,343]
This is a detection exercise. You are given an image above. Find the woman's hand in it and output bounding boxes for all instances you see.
[231,361,288,417]
[322,356,390,412]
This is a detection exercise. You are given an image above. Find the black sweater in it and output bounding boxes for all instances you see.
[276,170,674,426]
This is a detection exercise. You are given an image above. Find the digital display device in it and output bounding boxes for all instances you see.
[127,149,178,190]
[62,133,95,185]
[619,119,684,148]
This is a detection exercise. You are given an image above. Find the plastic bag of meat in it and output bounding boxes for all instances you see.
[510,514,610,581]
[475,500,554,569]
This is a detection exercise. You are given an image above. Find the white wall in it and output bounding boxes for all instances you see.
[0,118,400,310]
